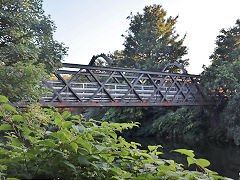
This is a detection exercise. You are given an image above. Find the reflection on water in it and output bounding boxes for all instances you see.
[130,137,240,179]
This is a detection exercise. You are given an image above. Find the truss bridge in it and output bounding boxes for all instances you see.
[36,56,211,107]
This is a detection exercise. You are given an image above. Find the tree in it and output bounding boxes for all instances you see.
[0,0,68,102]
[0,0,67,72]
[0,61,46,102]
[96,4,189,138]
[201,19,240,145]
[112,4,188,71]
[210,20,240,64]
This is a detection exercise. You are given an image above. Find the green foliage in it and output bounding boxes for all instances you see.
[201,19,240,145]
[151,107,208,141]
[101,106,207,141]
[0,96,8,103]
[0,61,47,102]
[102,107,145,123]
[0,95,226,179]
[111,4,188,71]
[0,0,68,72]
[201,19,240,97]
[0,0,67,102]
[101,107,166,137]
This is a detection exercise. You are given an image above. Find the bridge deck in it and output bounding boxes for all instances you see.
[31,63,211,107]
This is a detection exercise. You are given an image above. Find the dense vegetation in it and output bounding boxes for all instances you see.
[201,20,240,145]
[0,0,67,102]
[0,95,226,179]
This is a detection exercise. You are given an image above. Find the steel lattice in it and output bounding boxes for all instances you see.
[36,63,212,107]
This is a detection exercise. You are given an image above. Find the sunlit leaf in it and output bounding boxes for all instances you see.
[109,131,117,140]
[62,121,73,129]
[12,115,26,122]
[122,172,132,178]
[0,164,7,170]
[2,104,17,113]
[108,156,114,162]
[70,142,78,152]
[62,111,71,119]
[72,125,85,133]
[10,138,23,147]
[173,149,195,158]
[0,95,9,103]
[71,115,80,120]
[54,117,62,127]
[37,139,56,148]
[110,167,122,174]
[78,139,92,153]
[187,157,195,166]
[195,158,210,168]
[148,145,156,151]
[102,122,108,126]
[0,124,13,131]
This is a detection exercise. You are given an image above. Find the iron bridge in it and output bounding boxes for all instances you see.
[33,55,211,107]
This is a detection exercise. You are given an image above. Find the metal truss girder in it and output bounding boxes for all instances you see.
[40,63,210,107]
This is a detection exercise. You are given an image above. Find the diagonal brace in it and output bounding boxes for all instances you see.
[119,72,143,102]
[87,69,115,101]
[42,79,63,102]
[147,74,167,102]
[51,69,84,102]
[55,74,82,102]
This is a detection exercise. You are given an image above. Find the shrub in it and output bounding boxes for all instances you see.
[0,95,226,179]
[0,62,47,103]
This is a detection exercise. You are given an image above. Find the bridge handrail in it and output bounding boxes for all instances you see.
[60,63,200,78]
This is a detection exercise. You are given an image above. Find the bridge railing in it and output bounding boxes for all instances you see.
[40,63,208,107]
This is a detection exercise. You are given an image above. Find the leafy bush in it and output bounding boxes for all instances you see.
[0,95,226,179]
[0,62,47,103]
[151,107,208,141]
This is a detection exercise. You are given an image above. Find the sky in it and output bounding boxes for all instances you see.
[43,0,240,74]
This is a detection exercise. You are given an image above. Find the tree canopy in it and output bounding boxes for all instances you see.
[201,19,240,145]
[201,19,240,101]
[0,0,68,102]
[112,4,188,71]
[0,0,67,72]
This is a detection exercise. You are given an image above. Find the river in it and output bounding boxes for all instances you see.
[130,137,240,179]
